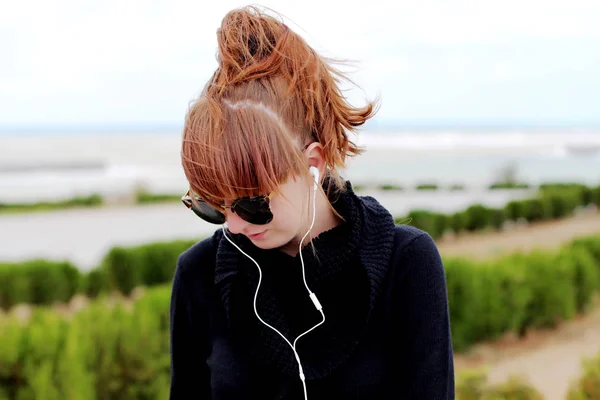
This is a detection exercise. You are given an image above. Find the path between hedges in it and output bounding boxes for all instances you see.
[443,212,600,400]
[454,305,600,400]
[437,211,600,260]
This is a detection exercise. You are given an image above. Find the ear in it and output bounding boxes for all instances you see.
[303,142,326,181]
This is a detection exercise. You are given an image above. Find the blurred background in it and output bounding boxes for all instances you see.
[1,1,600,399]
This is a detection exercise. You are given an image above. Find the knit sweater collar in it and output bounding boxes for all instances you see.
[213,180,396,380]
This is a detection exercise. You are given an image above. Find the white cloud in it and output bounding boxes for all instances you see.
[1,0,599,126]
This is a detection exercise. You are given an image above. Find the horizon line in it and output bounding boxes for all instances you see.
[1,119,600,132]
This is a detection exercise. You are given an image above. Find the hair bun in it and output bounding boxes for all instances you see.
[203,5,378,175]
[215,6,287,86]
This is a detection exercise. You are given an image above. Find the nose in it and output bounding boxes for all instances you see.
[224,209,249,235]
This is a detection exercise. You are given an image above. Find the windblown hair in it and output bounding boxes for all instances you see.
[181,5,378,210]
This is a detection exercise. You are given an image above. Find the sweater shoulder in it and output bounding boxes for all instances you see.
[389,224,444,281]
[392,224,433,252]
[174,229,222,286]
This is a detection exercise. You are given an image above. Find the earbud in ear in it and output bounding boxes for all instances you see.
[309,166,319,184]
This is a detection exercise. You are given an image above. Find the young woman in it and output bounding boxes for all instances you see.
[170,5,454,399]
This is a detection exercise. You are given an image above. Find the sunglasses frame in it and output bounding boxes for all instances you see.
[181,141,316,225]
[181,189,274,225]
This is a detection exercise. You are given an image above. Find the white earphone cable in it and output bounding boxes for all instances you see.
[221,172,324,400]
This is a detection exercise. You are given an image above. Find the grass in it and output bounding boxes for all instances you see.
[0,194,104,214]
[135,191,181,204]
[489,182,531,190]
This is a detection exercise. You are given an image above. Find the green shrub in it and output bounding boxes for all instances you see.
[456,369,488,400]
[446,233,600,350]
[379,183,403,191]
[539,182,587,191]
[456,369,543,400]
[0,264,31,309]
[136,241,198,286]
[541,191,578,219]
[101,239,198,295]
[102,246,140,296]
[540,182,593,207]
[571,236,600,265]
[488,182,530,190]
[81,268,111,299]
[502,184,594,223]
[0,238,199,309]
[592,185,600,206]
[489,208,506,230]
[2,229,600,400]
[558,244,600,313]
[0,194,103,214]
[447,256,533,348]
[513,251,576,332]
[65,194,104,207]
[464,204,493,232]
[415,183,438,190]
[0,260,80,309]
[566,347,600,400]
[487,375,545,399]
[135,191,180,204]
[481,257,532,339]
[450,211,469,234]
[9,309,71,400]
[444,257,488,350]
[504,200,527,221]
[0,285,172,400]
[404,210,448,239]
[521,198,553,222]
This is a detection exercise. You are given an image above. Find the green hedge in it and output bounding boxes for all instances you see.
[1,285,552,400]
[456,369,543,399]
[1,235,600,399]
[398,184,600,240]
[567,346,600,399]
[415,183,439,190]
[0,260,80,310]
[447,235,600,351]
[100,240,198,296]
[0,194,103,214]
[135,191,181,205]
[0,239,199,310]
[0,285,172,400]
[378,183,403,191]
[488,182,531,190]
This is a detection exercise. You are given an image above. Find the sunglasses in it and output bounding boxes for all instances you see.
[181,189,274,225]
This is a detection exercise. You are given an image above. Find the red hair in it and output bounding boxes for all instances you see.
[181,5,378,209]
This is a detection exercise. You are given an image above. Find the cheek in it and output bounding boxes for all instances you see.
[270,196,304,232]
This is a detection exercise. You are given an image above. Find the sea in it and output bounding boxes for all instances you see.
[1,126,599,203]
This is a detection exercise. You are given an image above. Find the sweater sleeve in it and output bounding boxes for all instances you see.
[169,252,212,400]
[390,232,455,399]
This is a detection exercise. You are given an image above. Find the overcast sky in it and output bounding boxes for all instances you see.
[1,0,599,129]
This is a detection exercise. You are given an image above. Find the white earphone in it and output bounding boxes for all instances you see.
[221,166,324,400]
[309,166,320,183]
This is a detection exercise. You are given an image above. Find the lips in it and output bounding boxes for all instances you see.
[248,231,266,240]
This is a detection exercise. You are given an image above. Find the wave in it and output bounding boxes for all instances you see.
[353,131,600,157]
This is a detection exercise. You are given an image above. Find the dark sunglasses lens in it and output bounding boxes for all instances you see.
[234,198,273,225]
[190,200,226,224]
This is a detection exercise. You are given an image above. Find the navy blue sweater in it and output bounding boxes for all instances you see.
[169,182,455,399]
